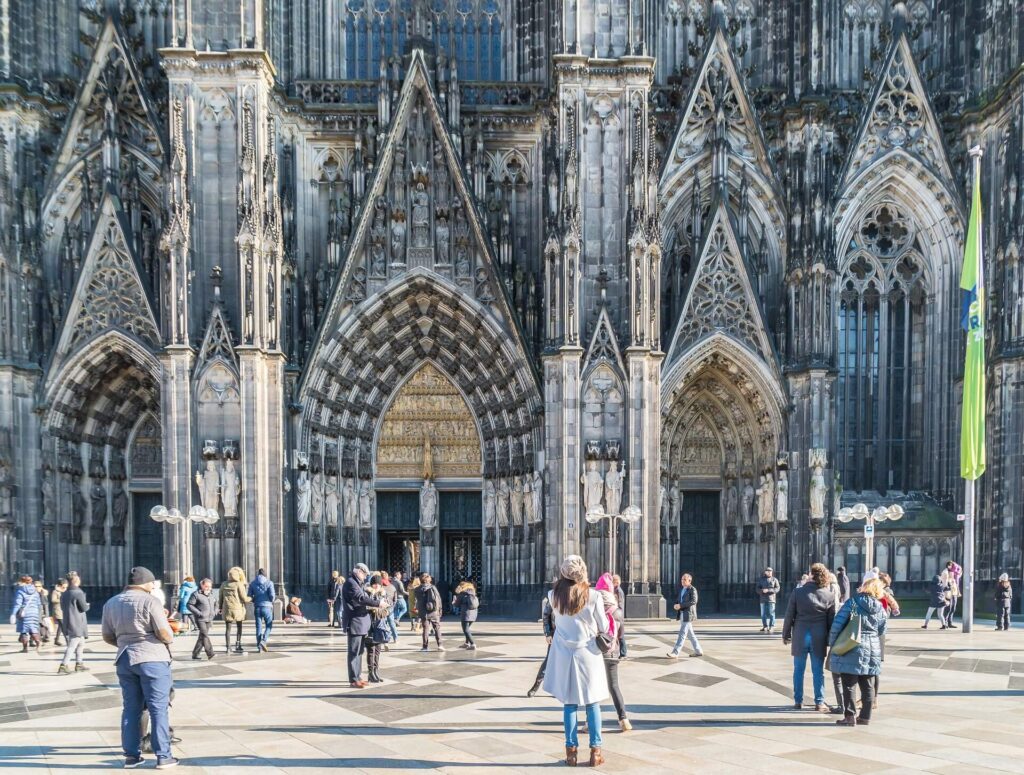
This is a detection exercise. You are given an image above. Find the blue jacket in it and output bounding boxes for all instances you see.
[828,593,887,676]
[248,575,276,606]
[11,583,42,634]
[177,581,198,614]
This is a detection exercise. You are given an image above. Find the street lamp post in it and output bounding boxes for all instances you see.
[836,502,904,574]
[150,504,220,580]
[585,503,642,575]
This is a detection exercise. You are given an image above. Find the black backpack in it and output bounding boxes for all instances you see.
[423,589,437,614]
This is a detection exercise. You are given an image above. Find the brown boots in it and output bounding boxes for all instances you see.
[589,747,605,766]
[565,746,577,766]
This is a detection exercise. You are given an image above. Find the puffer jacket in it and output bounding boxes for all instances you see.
[219,567,251,622]
[828,593,887,676]
[177,580,198,614]
[454,583,479,623]
[10,583,42,634]
[248,574,276,606]
[928,575,949,607]
[995,582,1013,608]
[187,588,216,623]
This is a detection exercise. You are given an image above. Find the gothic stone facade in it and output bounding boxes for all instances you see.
[0,1,1021,612]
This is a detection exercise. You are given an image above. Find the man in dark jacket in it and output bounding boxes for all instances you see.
[836,567,851,604]
[248,569,276,652]
[391,571,409,630]
[415,573,445,651]
[667,574,703,658]
[922,572,950,629]
[341,563,379,687]
[527,595,555,697]
[58,572,90,674]
[187,578,216,660]
[326,570,341,628]
[783,563,835,711]
[756,567,782,633]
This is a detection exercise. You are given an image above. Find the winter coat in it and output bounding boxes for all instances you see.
[37,589,50,618]
[326,575,341,601]
[51,588,64,621]
[177,581,198,614]
[782,583,835,659]
[187,589,216,623]
[995,582,1013,608]
[454,586,479,623]
[677,585,699,622]
[61,586,91,638]
[219,568,251,622]
[415,583,443,622]
[542,588,610,705]
[248,574,276,607]
[392,577,408,600]
[757,576,781,602]
[928,575,949,607]
[828,593,887,676]
[836,571,851,603]
[10,583,42,634]
[341,573,380,636]
[541,596,555,637]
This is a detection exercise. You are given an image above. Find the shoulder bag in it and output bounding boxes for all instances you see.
[831,601,863,656]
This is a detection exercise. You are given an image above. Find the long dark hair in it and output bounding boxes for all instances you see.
[551,576,589,616]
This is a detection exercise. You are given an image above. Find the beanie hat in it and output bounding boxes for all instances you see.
[354,562,370,575]
[128,566,156,586]
[369,574,382,586]
[999,573,1009,581]
[559,555,588,584]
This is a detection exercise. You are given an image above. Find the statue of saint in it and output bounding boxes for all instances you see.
[756,474,775,525]
[90,481,107,526]
[496,477,511,527]
[531,470,544,524]
[511,475,525,526]
[483,478,496,528]
[411,182,430,247]
[41,468,56,521]
[604,461,624,515]
[419,478,438,530]
[195,460,220,512]
[580,460,604,514]
[220,458,240,517]
[725,479,738,523]
[776,470,789,523]
[358,479,373,527]
[422,436,433,481]
[741,477,755,524]
[809,464,826,521]
[295,469,311,524]
[342,477,357,528]
[659,481,669,527]
[324,475,339,526]
[311,471,324,524]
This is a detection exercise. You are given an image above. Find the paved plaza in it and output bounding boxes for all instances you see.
[1,616,1022,774]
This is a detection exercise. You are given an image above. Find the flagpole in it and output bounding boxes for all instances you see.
[963,146,984,635]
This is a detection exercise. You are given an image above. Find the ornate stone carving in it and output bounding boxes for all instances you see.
[110,480,128,545]
[809,448,827,522]
[496,477,511,528]
[775,470,789,523]
[295,469,311,524]
[419,478,437,530]
[756,473,774,525]
[605,460,624,515]
[580,460,604,514]
[89,479,107,544]
[483,478,496,528]
[195,460,220,512]
[220,458,240,518]
[324,475,339,526]
[358,479,373,527]
[375,363,481,479]
[511,475,525,526]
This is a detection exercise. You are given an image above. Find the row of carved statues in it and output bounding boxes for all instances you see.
[294,470,375,528]
[482,471,544,529]
[40,466,130,545]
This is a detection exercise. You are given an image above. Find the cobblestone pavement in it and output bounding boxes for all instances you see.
[1,616,1022,773]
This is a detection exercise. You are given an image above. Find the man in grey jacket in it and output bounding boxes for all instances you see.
[756,567,782,633]
[186,578,216,660]
[58,572,90,674]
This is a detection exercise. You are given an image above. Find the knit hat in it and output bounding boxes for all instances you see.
[559,555,588,583]
[369,574,382,586]
[128,566,156,586]
[999,573,1009,581]
[862,570,878,581]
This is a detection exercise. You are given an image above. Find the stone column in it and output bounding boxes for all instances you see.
[543,347,583,576]
[159,345,195,583]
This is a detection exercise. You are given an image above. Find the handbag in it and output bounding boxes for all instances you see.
[595,632,614,654]
[831,601,863,656]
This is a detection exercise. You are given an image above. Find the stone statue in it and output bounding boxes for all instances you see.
[483,478,496,528]
[71,481,86,536]
[669,480,680,523]
[810,463,826,521]
[496,477,511,527]
[311,471,324,524]
[411,182,430,247]
[435,215,449,258]
[604,460,624,515]
[422,436,433,480]
[547,168,559,217]
[342,476,357,527]
[741,477,755,524]
[390,212,406,257]
[530,470,543,524]
[41,468,56,520]
[580,460,604,514]
[419,478,438,530]
[659,481,669,527]
[111,480,128,529]
[324,475,339,526]
[756,474,775,525]
[296,469,311,523]
[90,481,107,526]
[776,470,789,523]
[220,459,240,517]
[725,479,739,523]
[195,460,220,511]
[358,479,373,527]
[511,475,525,526]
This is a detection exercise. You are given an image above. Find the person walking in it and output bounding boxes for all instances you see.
[9,575,42,652]
[756,567,781,633]
[782,562,834,712]
[828,577,888,727]
[391,570,409,631]
[219,566,251,654]
[248,569,276,653]
[944,561,961,628]
[34,579,53,643]
[595,572,631,732]
[381,571,398,646]
[836,567,851,604]
[667,573,703,658]
[186,578,216,660]
[326,570,341,628]
[364,574,391,683]
[995,574,1012,630]
[528,594,555,698]
[58,572,91,674]
[612,574,628,660]
[101,566,178,769]
[453,580,479,650]
[51,578,68,647]
[407,574,422,632]
[176,577,197,634]
[922,571,950,629]
[542,555,609,767]
[415,573,445,651]
[342,562,380,687]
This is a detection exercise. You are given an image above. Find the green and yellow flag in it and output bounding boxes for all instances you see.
[960,156,986,481]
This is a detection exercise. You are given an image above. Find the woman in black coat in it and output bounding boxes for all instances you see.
[922,572,950,629]
[782,563,835,711]
[453,581,479,650]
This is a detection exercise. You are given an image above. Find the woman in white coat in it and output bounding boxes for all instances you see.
[542,555,609,767]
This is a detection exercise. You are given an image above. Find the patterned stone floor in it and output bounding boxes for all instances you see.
[0,614,1022,773]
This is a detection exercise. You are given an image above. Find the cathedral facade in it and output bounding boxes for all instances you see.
[0,0,1021,613]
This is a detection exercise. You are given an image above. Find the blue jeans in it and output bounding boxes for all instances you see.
[387,613,399,643]
[760,601,776,628]
[116,656,173,762]
[672,620,703,654]
[792,630,825,705]
[393,598,408,626]
[563,702,602,748]
[255,603,274,646]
